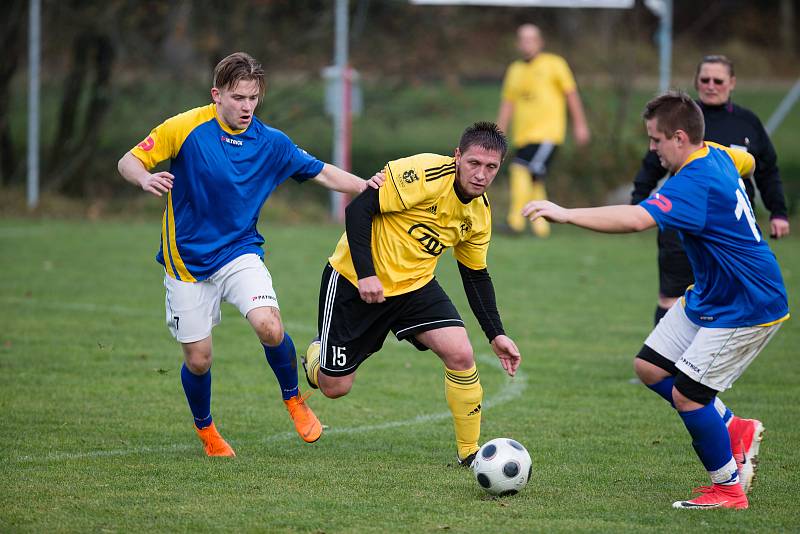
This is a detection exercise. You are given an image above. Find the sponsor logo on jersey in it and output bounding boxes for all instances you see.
[646,193,672,213]
[401,169,419,184]
[251,294,277,302]
[426,204,438,215]
[138,136,155,151]
[408,222,446,256]
[221,135,244,147]
[459,216,473,236]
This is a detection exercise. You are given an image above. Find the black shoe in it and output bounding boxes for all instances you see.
[457,451,477,468]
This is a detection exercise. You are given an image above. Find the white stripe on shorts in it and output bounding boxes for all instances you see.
[320,267,340,369]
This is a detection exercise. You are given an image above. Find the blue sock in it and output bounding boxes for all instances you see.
[646,376,675,407]
[181,363,212,429]
[679,402,738,485]
[263,333,299,401]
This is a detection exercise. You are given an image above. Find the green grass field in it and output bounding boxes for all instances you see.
[1,219,798,532]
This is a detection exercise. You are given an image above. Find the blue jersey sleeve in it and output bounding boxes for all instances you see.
[639,171,708,234]
[272,131,324,183]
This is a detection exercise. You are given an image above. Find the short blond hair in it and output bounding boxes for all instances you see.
[213,52,266,98]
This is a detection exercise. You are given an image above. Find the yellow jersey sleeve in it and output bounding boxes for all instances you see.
[500,64,518,102]
[709,141,755,178]
[130,104,216,169]
[553,55,577,94]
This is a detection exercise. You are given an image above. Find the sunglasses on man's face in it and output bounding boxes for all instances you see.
[699,77,727,85]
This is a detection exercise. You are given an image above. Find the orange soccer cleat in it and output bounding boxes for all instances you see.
[728,416,765,493]
[194,422,236,457]
[672,483,748,510]
[285,391,323,443]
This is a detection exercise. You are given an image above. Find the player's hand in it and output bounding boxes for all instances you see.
[365,171,386,190]
[770,217,790,239]
[138,171,174,197]
[490,335,520,377]
[574,123,590,147]
[521,200,570,224]
[357,275,385,304]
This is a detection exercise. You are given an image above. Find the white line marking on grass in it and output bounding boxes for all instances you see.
[0,296,314,334]
[10,354,527,464]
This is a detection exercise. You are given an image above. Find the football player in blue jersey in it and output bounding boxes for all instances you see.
[118,52,377,456]
[522,91,789,510]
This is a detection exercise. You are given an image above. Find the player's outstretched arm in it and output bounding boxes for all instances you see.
[118,151,174,197]
[313,163,384,195]
[491,335,521,377]
[522,201,656,234]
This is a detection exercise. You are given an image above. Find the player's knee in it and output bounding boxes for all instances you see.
[253,316,284,346]
[633,357,663,384]
[319,376,352,399]
[673,373,717,408]
[442,345,475,371]
[182,339,212,374]
[184,351,212,374]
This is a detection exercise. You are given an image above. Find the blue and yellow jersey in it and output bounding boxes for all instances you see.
[640,142,789,327]
[501,52,577,146]
[130,103,324,281]
[329,153,492,296]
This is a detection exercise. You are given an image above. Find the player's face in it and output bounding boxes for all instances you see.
[212,79,261,131]
[646,118,682,173]
[696,63,736,106]
[517,26,543,59]
[454,145,503,199]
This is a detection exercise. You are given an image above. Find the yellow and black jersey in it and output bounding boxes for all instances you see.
[501,52,577,147]
[329,153,492,296]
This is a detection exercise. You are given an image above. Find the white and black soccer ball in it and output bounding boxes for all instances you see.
[472,438,532,496]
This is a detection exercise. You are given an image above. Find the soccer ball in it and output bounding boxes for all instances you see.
[472,438,532,496]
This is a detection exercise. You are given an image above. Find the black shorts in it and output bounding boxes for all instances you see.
[513,143,559,179]
[657,229,694,298]
[317,264,464,377]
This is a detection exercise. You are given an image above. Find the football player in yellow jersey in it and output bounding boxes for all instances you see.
[497,23,590,237]
[302,122,521,466]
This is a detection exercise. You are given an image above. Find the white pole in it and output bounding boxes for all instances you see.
[765,78,800,135]
[330,0,349,222]
[27,0,41,210]
[658,0,672,93]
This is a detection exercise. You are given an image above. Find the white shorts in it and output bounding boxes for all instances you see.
[644,301,782,392]
[164,253,279,343]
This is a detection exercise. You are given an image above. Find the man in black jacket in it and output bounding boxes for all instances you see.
[631,55,790,325]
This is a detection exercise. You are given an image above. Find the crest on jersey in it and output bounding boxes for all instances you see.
[402,169,419,184]
[460,216,473,236]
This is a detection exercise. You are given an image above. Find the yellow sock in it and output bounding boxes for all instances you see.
[507,164,535,232]
[444,365,483,460]
[304,341,321,387]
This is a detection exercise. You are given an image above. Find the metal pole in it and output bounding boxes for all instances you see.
[658,0,672,93]
[765,78,800,135]
[27,0,41,210]
[330,0,349,222]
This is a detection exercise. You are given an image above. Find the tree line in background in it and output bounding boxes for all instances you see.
[1,0,797,203]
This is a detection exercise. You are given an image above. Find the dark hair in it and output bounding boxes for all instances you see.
[213,52,266,98]
[458,122,508,158]
[642,91,705,144]
[695,54,735,82]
